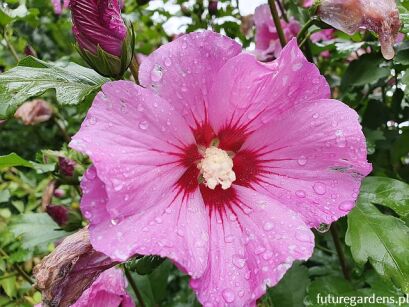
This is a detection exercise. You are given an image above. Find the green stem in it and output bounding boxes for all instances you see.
[275,0,288,22]
[330,225,351,280]
[297,17,319,44]
[129,55,140,84]
[267,0,286,48]
[315,243,336,254]
[124,268,146,307]
[53,115,71,143]
[2,28,19,63]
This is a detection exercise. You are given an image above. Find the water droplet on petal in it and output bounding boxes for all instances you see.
[88,115,97,125]
[263,222,274,231]
[86,168,97,180]
[316,223,331,233]
[164,57,172,67]
[255,246,266,255]
[296,231,312,243]
[339,200,355,212]
[151,65,163,82]
[335,129,347,148]
[139,120,149,130]
[313,182,326,195]
[222,289,235,303]
[232,255,246,269]
[295,190,306,198]
[111,218,119,225]
[137,103,144,112]
[297,156,307,166]
[84,211,92,219]
[112,179,123,191]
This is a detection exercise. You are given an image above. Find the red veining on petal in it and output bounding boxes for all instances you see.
[193,122,216,147]
[233,150,263,187]
[218,125,248,152]
[199,185,239,218]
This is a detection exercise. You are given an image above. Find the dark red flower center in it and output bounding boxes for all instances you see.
[174,122,264,218]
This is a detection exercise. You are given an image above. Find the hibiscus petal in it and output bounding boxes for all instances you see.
[70,81,194,219]
[240,99,372,227]
[80,167,109,225]
[208,38,330,133]
[86,189,210,278]
[74,268,134,307]
[139,31,241,127]
[190,186,314,306]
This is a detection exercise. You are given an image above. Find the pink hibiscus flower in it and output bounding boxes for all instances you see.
[254,4,301,61]
[70,31,371,305]
[51,0,69,15]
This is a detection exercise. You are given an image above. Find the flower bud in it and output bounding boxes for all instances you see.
[46,204,69,227]
[317,0,401,60]
[70,0,135,79]
[24,45,37,57]
[14,99,53,126]
[54,188,66,198]
[209,0,218,15]
[33,228,118,306]
[58,156,76,177]
[46,204,83,232]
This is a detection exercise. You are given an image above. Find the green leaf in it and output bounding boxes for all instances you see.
[346,177,409,293]
[129,260,172,306]
[0,4,28,26]
[0,276,17,298]
[399,5,409,34]
[0,190,11,203]
[305,276,355,306]
[0,56,109,119]
[395,44,409,65]
[260,262,311,307]
[341,53,390,89]
[10,213,69,250]
[359,177,409,217]
[127,255,166,275]
[403,69,409,96]
[0,153,55,173]
[0,153,32,169]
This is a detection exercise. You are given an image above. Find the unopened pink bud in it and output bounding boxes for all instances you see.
[71,0,127,57]
[70,0,134,78]
[209,0,218,15]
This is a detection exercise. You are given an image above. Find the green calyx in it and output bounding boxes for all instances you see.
[76,21,135,80]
